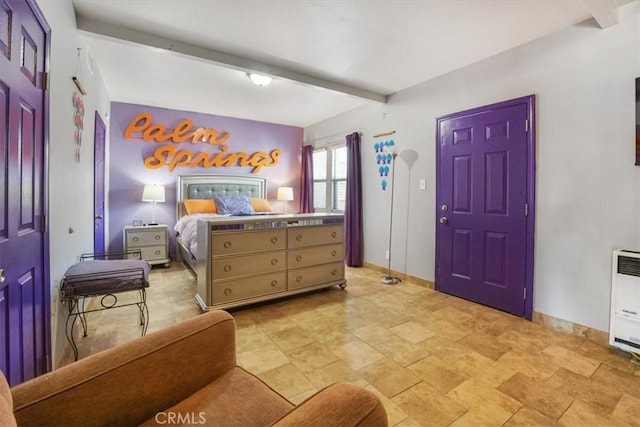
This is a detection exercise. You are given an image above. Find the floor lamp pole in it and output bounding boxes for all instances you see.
[381,153,400,285]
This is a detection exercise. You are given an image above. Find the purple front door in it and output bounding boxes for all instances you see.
[0,0,50,385]
[435,96,535,318]
[94,112,106,254]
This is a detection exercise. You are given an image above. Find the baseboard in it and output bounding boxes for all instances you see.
[532,311,609,346]
[361,262,434,289]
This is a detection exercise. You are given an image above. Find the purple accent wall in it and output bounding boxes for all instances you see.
[108,102,303,256]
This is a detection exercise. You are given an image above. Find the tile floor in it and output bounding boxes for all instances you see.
[71,263,640,426]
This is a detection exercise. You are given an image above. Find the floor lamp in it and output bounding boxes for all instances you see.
[381,153,400,285]
[380,150,419,285]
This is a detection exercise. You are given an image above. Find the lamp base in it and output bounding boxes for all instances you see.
[380,275,400,285]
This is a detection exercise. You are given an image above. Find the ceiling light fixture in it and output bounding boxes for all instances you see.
[247,73,272,86]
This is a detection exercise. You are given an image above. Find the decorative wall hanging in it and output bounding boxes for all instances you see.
[373,133,396,191]
[123,112,282,173]
[73,48,87,95]
[72,91,85,163]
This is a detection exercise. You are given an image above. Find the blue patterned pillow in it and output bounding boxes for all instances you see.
[214,195,255,215]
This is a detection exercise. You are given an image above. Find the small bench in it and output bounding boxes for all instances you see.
[60,251,151,360]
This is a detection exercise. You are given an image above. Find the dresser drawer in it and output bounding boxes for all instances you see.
[288,225,343,249]
[126,229,166,246]
[288,262,345,290]
[288,243,344,269]
[127,245,166,261]
[211,229,286,256]
[213,273,287,303]
[212,251,286,280]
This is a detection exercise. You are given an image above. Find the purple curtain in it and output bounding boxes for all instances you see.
[300,145,314,213]
[345,132,363,267]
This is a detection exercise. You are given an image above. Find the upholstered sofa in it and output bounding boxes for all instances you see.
[0,310,387,426]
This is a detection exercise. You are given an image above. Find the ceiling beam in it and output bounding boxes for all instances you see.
[75,15,387,104]
[581,0,621,28]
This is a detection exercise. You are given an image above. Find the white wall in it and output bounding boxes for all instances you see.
[305,2,640,332]
[38,0,111,367]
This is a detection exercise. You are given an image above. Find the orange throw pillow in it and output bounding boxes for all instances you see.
[250,197,273,212]
[183,199,217,214]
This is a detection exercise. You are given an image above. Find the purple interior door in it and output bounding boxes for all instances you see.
[435,96,535,318]
[94,112,106,254]
[0,0,50,385]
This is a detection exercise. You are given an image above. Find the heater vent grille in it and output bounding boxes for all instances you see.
[618,255,640,277]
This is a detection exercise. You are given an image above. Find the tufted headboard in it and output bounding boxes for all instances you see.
[176,174,267,218]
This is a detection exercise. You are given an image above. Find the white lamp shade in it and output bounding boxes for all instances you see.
[277,187,294,202]
[142,184,166,203]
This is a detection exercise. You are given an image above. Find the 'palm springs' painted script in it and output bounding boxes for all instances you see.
[124,112,280,173]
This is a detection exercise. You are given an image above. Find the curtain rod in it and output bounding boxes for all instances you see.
[313,130,362,146]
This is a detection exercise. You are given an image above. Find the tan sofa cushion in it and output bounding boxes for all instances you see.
[0,373,16,427]
[272,382,387,427]
[141,366,293,427]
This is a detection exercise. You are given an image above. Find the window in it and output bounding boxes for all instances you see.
[313,144,347,212]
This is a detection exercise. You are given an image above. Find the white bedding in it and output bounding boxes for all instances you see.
[174,214,223,258]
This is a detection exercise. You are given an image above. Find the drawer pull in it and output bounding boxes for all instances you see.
[296,255,302,262]
[331,231,337,238]
[271,280,278,287]
[223,241,232,249]
[331,250,337,257]
[155,250,161,255]
[295,235,302,242]
[331,269,337,275]
[133,236,139,242]
[155,235,161,240]
[271,259,278,266]
[271,237,278,244]
[296,275,302,282]
[134,253,140,259]
[224,288,232,296]
[224,265,232,272]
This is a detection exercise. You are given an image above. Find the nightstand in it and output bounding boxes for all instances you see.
[123,224,171,267]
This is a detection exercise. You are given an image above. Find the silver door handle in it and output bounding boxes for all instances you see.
[439,217,448,224]
[0,269,5,283]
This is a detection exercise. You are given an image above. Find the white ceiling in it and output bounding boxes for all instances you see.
[71,0,634,128]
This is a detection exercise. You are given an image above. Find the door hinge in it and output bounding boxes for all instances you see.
[524,203,529,216]
[43,72,49,91]
[40,215,47,233]
[44,354,51,372]
[525,119,529,132]
[523,287,527,300]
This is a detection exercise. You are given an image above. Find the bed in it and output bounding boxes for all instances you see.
[174,174,269,275]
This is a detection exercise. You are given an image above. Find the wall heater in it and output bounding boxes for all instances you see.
[610,250,640,353]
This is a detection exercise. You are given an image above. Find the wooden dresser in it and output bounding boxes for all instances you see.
[195,213,345,311]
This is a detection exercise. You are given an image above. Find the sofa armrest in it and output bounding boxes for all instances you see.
[12,310,236,427]
[272,382,388,427]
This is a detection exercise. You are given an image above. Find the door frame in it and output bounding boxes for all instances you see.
[30,0,51,372]
[94,112,106,254]
[435,95,536,320]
